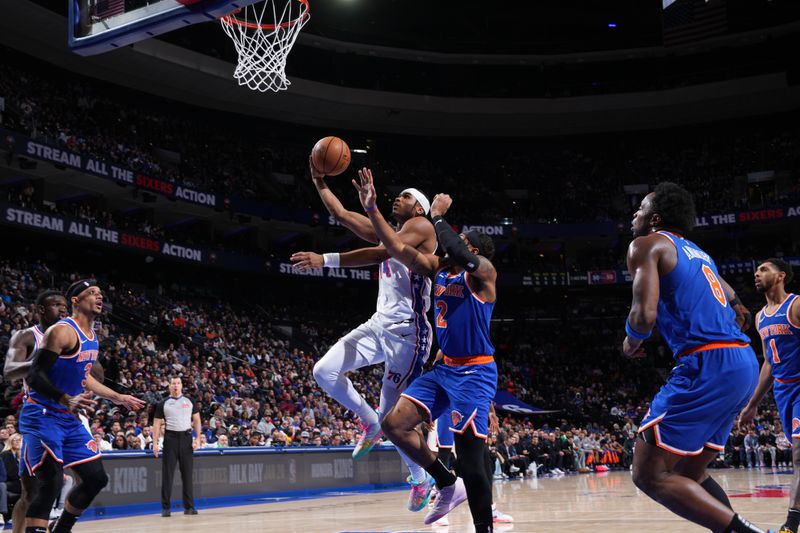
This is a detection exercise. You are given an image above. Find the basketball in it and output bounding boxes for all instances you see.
[311,136,351,176]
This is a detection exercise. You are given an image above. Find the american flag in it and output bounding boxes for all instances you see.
[663,0,728,46]
[93,0,125,20]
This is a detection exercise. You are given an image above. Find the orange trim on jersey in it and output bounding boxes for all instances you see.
[64,316,96,341]
[400,393,432,423]
[50,322,81,358]
[655,231,678,248]
[26,396,71,415]
[64,453,101,469]
[775,376,800,384]
[762,293,794,318]
[652,424,705,456]
[464,272,493,304]
[704,442,725,452]
[677,341,749,358]
[787,295,800,329]
[443,354,494,366]
[637,413,665,434]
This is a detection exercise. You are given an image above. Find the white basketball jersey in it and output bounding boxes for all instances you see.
[376,257,431,323]
[21,325,45,395]
[28,324,45,352]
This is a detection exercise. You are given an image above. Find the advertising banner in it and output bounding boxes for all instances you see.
[92,447,406,510]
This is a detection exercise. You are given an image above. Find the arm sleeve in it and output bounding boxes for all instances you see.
[154,400,166,419]
[192,399,200,414]
[432,216,481,273]
[26,348,66,402]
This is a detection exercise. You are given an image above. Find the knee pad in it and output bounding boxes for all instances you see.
[26,459,63,520]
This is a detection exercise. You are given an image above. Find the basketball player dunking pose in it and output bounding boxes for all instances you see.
[290,159,437,511]
[625,182,771,533]
[354,169,498,533]
[739,259,800,533]
[4,291,67,533]
[20,280,143,533]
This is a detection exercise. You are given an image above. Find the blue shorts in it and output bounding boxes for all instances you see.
[402,359,497,439]
[18,401,99,475]
[774,380,800,441]
[638,345,758,455]
[436,411,454,448]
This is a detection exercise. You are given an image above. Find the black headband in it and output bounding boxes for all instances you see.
[66,279,98,301]
[465,231,489,258]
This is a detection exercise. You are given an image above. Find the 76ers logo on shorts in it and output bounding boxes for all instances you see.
[451,410,463,428]
[86,439,98,453]
[793,418,800,435]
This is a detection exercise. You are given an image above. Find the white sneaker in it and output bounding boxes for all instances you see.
[493,508,514,523]
[509,465,520,473]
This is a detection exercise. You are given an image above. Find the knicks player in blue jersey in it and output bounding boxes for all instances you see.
[739,259,800,533]
[354,168,497,533]
[19,280,143,533]
[625,182,769,533]
[4,290,67,533]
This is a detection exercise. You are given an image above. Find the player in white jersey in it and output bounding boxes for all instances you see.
[3,290,67,533]
[291,161,437,512]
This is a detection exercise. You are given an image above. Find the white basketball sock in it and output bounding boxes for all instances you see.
[397,448,427,483]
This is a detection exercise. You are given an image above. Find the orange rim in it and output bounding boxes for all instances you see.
[220,0,309,30]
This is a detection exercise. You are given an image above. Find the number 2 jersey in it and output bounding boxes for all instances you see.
[27,317,99,414]
[757,293,800,382]
[655,231,749,358]
[434,269,494,357]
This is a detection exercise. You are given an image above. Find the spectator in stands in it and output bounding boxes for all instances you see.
[0,433,21,524]
[92,431,112,452]
[744,429,761,468]
[0,450,7,527]
[112,433,129,450]
[215,435,229,448]
[758,428,777,468]
[776,432,792,467]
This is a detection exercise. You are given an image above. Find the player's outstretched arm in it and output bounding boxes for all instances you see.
[3,328,35,382]
[623,235,661,357]
[738,350,773,431]
[353,168,441,277]
[310,157,379,244]
[291,246,390,270]
[85,373,145,412]
[429,194,496,283]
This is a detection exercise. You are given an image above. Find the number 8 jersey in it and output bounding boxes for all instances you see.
[655,231,749,358]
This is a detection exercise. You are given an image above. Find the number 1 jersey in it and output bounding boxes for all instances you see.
[654,231,749,358]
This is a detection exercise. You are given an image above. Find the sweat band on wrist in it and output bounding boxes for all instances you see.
[322,253,340,268]
[364,205,377,213]
[625,319,652,341]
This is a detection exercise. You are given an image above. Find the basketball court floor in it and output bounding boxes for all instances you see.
[73,469,789,532]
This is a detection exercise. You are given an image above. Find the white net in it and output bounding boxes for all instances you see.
[220,0,309,92]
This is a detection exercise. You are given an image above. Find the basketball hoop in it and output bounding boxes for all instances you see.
[220,0,309,92]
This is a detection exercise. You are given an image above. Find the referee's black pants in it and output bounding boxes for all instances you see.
[162,430,194,511]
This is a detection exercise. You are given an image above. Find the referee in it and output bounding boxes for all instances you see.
[153,376,200,517]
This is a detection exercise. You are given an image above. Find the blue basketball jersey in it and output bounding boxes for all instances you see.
[28,317,99,413]
[655,231,749,358]
[433,269,494,357]
[757,294,800,382]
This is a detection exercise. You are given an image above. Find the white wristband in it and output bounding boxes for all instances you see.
[322,253,340,268]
